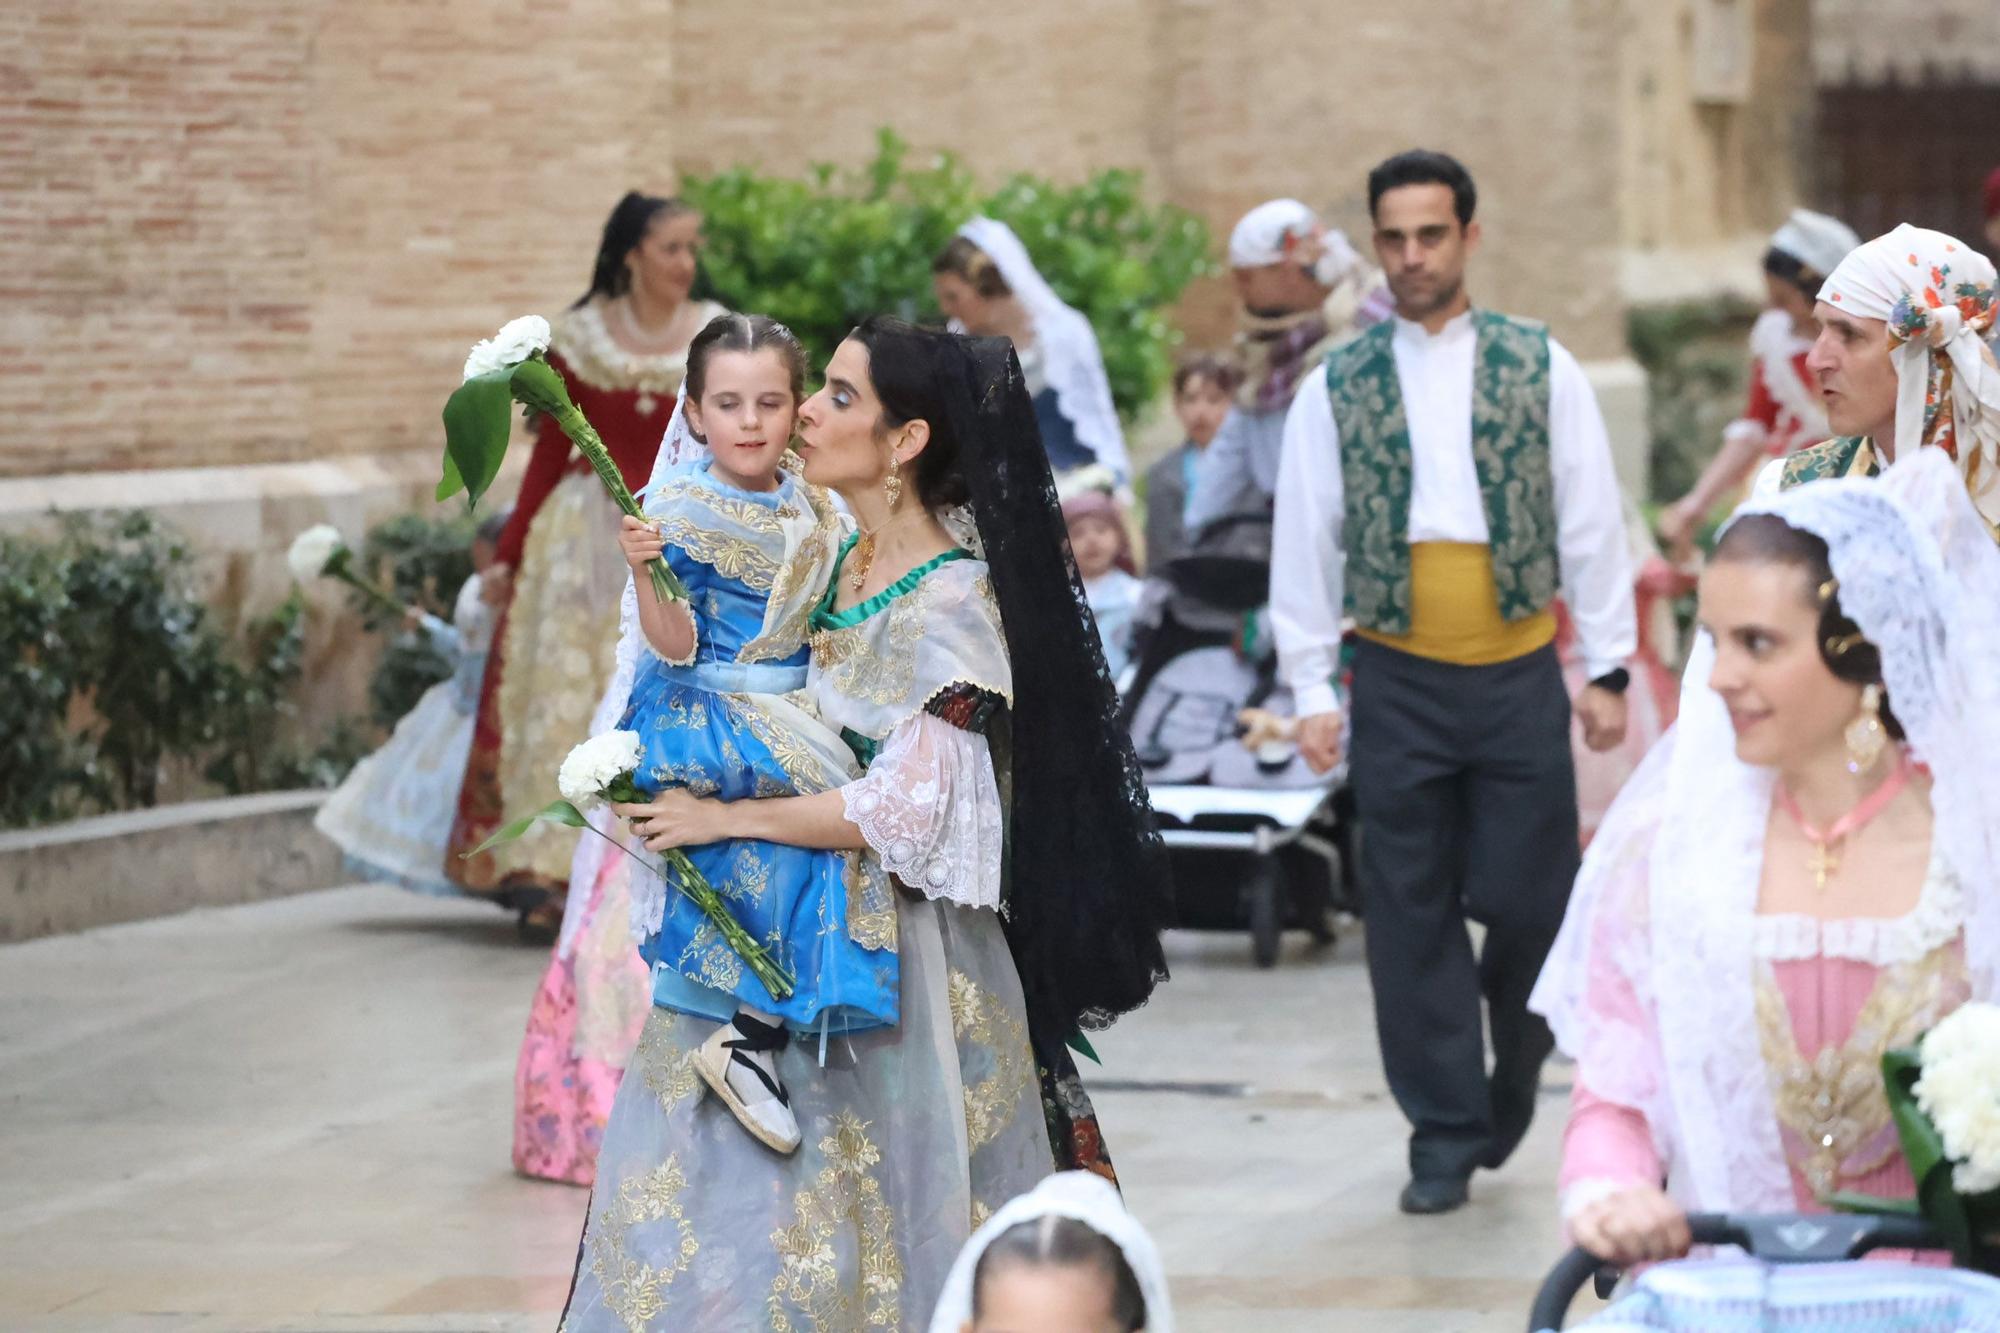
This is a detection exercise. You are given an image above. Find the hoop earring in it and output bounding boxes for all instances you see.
[884,454,903,512]
[1844,683,1888,774]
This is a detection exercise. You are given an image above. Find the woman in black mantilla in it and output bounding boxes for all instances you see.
[560,319,1171,1330]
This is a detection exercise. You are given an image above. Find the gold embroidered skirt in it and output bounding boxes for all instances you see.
[560,895,1051,1331]
[479,475,630,891]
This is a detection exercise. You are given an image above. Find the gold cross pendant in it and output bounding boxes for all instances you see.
[1807,842,1840,892]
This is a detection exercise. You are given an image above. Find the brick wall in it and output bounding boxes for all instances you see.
[4,0,1642,481]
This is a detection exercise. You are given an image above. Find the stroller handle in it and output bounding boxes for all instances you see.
[1526,1211,1944,1330]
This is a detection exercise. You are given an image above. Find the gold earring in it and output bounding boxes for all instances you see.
[884,454,903,511]
[1845,683,1887,774]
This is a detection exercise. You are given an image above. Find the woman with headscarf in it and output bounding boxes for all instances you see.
[1531,449,2000,1266]
[559,319,1172,1330]
[932,218,1131,487]
[1771,223,2000,538]
[1659,209,1861,557]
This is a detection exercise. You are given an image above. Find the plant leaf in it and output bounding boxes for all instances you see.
[436,448,465,503]
[440,370,516,509]
[462,798,588,859]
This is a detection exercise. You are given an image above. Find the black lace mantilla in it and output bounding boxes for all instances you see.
[935,334,1173,1053]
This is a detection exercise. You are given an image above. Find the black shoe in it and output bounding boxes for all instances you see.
[1482,1073,1543,1170]
[1398,1175,1470,1215]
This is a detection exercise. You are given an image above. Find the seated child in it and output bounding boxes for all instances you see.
[1063,489,1144,680]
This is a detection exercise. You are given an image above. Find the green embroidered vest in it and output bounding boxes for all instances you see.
[1780,436,1874,488]
[1325,311,1560,636]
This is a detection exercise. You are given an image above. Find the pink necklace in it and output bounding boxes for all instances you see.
[1774,751,1914,891]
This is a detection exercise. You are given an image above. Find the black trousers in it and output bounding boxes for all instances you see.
[1348,638,1580,1182]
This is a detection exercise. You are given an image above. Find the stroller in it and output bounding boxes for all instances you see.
[1123,512,1354,968]
[1529,1213,2000,1330]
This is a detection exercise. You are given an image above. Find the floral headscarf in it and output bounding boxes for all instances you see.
[1818,223,2000,530]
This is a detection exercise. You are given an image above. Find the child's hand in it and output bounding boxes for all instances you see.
[618,513,665,574]
[402,605,429,633]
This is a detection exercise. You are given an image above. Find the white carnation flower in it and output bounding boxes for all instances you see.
[1915,1002,2000,1194]
[287,524,346,582]
[462,314,551,382]
[557,730,644,809]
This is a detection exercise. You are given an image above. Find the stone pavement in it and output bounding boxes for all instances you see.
[0,886,1597,1332]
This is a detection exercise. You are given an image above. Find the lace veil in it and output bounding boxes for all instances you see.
[954,217,1132,485]
[1531,449,2000,1210]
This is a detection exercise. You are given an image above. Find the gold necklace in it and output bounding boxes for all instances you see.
[847,511,918,594]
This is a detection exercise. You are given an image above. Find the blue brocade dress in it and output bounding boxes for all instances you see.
[619,466,898,1035]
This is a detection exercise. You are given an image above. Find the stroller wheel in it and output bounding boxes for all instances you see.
[1248,862,1284,968]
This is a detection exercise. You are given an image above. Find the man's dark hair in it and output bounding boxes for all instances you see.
[1367,150,1477,227]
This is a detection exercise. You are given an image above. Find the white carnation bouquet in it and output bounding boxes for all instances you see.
[470,730,794,999]
[440,315,686,607]
[286,524,405,616]
[1914,1003,2000,1196]
[1834,999,2000,1272]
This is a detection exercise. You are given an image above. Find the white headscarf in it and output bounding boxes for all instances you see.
[1532,448,2000,1212]
[1768,208,1859,281]
[927,1172,1173,1333]
[1227,197,1367,289]
[1817,224,2000,530]
[953,217,1131,484]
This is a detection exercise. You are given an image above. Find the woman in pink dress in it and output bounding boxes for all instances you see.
[1531,450,2000,1267]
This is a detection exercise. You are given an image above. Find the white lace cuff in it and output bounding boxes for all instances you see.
[840,713,1003,910]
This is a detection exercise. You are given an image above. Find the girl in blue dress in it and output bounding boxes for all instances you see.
[612,314,896,1154]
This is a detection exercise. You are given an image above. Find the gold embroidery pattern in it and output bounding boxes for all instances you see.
[948,970,1034,1152]
[844,852,898,953]
[723,845,774,908]
[676,922,744,992]
[1755,944,1967,1197]
[816,583,929,705]
[725,693,832,793]
[742,503,843,665]
[655,516,780,592]
[588,1153,700,1332]
[768,1111,903,1331]
[636,1013,702,1114]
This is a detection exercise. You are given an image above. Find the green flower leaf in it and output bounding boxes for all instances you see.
[440,369,517,509]
[462,798,588,859]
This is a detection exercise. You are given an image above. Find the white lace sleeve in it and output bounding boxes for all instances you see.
[840,713,1003,910]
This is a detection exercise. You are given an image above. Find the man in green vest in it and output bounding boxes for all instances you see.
[1270,150,1638,1216]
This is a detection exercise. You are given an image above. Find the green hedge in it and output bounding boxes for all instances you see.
[0,511,480,831]
[0,513,368,828]
[685,130,1217,422]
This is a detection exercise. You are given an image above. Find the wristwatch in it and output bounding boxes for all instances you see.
[1588,667,1631,695]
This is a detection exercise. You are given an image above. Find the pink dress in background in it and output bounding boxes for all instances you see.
[513,850,649,1186]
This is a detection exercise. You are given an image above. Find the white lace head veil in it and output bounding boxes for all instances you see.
[1533,448,2000,1211]
[953,217,1131,484]
[555,393,706,958]
[925,1171,1173,1333]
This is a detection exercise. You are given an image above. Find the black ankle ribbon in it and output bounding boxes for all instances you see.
[723,1013,792,1107]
